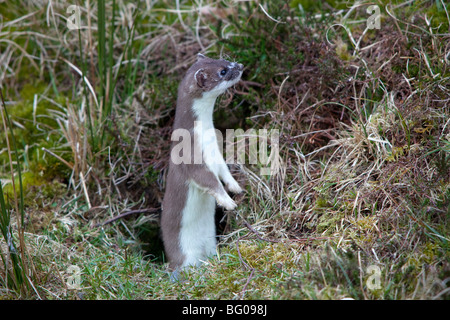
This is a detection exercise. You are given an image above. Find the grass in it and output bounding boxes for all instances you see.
[0,0,449,299]
[0,88,33,297]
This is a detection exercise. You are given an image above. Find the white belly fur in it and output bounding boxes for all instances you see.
[179,182,217,267]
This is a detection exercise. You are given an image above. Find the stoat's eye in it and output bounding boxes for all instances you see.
[220,68,227,76]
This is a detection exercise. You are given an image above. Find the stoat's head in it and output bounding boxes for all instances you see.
[185,53,244,98]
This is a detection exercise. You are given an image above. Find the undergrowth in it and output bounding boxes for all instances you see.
[0,0,449,299]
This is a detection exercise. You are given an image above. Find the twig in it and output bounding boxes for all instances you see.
[95,208,159,227]
[235,234,256,299]
[240,268,255,300]
[289,236,335,242]
[242,220,279,243]
[235,234,251,270]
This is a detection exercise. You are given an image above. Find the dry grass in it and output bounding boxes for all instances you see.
[0,0,449,299]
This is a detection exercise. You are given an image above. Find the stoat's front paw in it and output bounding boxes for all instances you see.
[216,193,237,211]
[226,179,243,194]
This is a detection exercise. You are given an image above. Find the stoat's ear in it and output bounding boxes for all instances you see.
[194,68,207,88]
[197,53,208,61]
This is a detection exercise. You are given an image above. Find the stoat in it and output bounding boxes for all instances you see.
[161,54,244,270]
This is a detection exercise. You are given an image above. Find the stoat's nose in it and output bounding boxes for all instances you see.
[232,62,244,71]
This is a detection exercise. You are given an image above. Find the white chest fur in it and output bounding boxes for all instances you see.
[192,96,223,176]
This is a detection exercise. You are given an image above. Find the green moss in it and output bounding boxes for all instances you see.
[386,146,405,162]
[315,197,330,208]
[316,211,344,233]
[426,2,450,34]
[2,171,66,207]
[335,40,352,61]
